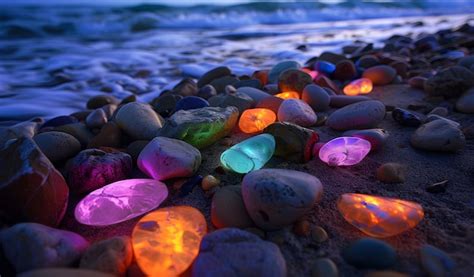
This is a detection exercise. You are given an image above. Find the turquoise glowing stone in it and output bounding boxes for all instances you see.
[220,134,275,174]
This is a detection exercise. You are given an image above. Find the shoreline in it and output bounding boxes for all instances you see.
[1,14,474,277]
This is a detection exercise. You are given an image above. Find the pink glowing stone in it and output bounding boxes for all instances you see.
[75,179,168,226]
[301,68,319,80]
[319,137,371,166]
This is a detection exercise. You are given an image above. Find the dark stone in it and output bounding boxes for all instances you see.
[0,137,69,226]
[151,94,183,117]
[264,122,318,163]
[172,78,198,97]
[342,238,396,269]
[334,60,357,81]
[66,149,132,194]
[392,108,422,127]
[424,66,474,98]
[42,116,78,129]
[197,66,232,88]
[174,96,209,112]
[87,95,119,109]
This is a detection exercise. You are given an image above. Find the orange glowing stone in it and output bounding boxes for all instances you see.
[238,108,276,134]
[132,206,207,277]
[337,193,424,238]
[275,91,300,100]
[343,78,373,96]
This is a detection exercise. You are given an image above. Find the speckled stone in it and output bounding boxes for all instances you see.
[242,169,323,230]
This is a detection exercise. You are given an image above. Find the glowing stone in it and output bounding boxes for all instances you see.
[314,61,336,75]
[75,179,168,226]
[337,193,424,237]
[132,206,206,277]
[343,78,373,96]
[301,68,319,79]
[220,133,275,174]
[275,91,300,100]
[238,108,276,134]
[319,137,371,166]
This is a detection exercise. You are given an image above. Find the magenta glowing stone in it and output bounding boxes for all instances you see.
[319,137,371,166]
[75,179,168,226]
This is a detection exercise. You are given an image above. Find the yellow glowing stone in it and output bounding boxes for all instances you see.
[132,206,207,277]
[343,78,373,96]
[337,193,424,237]
[275,91,300,100]
[238,108,276,134]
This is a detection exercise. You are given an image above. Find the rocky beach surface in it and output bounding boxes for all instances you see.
[1,3,474,277]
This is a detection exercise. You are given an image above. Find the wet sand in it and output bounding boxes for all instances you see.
[57,84,474,276]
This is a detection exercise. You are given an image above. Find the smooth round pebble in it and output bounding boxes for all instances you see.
[42,116,78,129]
[428,107,448,117]
[278,69,313,93]
[268,60,300,84]
[192,228,287,277]
[342,238,396,269]
[201,175,220,191]
[302,84,330,112]
[411,119,465,152]
[86,109,108,129]
[33,131,81,162]
[334,60,357,81]
[278,99,317,127]
[362,65,396,85]
[311,226,328,243]
[87,95,118,109]
[197,66,231,88]
[242,169,323,230]
[211,185,254,229]
[0,223,89,273]
[455,87,474,114]
[311,258,338,277]
[425,66,474,98]
[175,96,209,112]
[329,95,371,108]
[115,102,164,140]
[327,100,385,131]
[420,244,455,277]
[376,163,405,183]
[138,137,201,181]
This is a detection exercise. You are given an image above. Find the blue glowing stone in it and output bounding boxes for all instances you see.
[220,134,275,174]
[314,61,336,75]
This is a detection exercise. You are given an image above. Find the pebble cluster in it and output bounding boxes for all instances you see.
[1,20,474,277]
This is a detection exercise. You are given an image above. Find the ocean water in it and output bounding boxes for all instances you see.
[0,1,473,124]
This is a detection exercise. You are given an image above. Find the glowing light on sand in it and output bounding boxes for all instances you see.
[337,193,424,237]
[343,78,373,96]
[319,137,371,166]
[275,91,300,100]
[220,133,275,174]
[132,206,207,276]
[238,108,276,134]
[74,179,168,226]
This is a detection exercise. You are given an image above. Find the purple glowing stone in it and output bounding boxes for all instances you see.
[75,179,168,226]
[319,137,371,166]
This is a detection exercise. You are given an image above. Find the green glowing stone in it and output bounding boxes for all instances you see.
[220,134,275,174]
[157,106,239,149]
